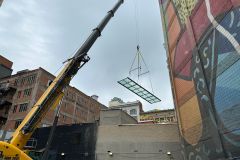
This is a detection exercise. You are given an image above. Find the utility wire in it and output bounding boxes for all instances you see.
[134,0,140,46]
[128,0,155,95]
[129,52,138,76]
[139,52,154,93]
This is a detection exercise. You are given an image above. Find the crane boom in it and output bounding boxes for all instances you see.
[0,1,124,159]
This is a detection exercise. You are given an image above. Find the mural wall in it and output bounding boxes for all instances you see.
[159,0,240,159]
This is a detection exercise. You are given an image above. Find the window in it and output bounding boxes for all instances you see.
[4,107,9,115]
[72,94,75,100]
[167,117,174,122]
[155,118,160,123]
[160,118,165,122]
[42,124,49,127]
[15,119,23,129]
[19,103,28,112]
[62,115,66,122]
[27,74,36,84]
[14,79,19,86]
[17,91,22,98]
[74,119,77,123]
[13,105,18,113]
[20,78,26,85]
[23,88,32,97]
[75,108,78,114]
[47,80,52,87]
[130,109,137,115]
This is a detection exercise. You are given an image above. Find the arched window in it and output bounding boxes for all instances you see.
[130,109,137,115]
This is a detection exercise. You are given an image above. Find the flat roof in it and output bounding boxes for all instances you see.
[141,109,175,115]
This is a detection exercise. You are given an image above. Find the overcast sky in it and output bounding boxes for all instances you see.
[0,0,173,111]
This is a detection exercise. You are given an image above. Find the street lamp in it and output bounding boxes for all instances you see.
[60,152,65,160]
[108,151,113,157]
[167,151,173,160]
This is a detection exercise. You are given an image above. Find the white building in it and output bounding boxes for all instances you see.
[109,97,143,122]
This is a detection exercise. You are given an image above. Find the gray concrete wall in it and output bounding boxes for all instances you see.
[100,109,137,126]
[96,124,183,160]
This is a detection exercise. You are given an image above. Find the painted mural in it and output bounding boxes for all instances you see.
[159,0,240,159]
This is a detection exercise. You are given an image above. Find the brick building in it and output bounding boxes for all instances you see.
[140,109,177,124]
[0,67,106,131]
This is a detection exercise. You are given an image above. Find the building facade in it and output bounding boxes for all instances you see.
[0,82,16,128]
[96,124,182,160]
[0,55,15,128]
[27,108,182,160]
[140,109,177,124]
[0,55,13,79]
[100,109,138,126]
[0,67,106,131]
[109,98,143,122]
[159,0,240,159]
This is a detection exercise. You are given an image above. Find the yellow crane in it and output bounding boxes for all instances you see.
[0,1,124,159]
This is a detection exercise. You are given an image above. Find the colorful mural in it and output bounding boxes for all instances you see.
[159,0,240,159]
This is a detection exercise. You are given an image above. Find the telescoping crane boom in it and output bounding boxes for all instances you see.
[0,1,124,159]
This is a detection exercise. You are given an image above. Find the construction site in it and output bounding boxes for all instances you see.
[0,0,240,160]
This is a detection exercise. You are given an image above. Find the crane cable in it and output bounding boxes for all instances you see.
[134,0,140,47]
[129,0,154,94]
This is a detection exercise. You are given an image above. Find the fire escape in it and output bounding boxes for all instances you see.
[0,82,16,128]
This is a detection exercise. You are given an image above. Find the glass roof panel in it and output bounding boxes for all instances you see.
[118,77,161,104]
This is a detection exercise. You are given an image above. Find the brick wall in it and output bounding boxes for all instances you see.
[0,68,105,131]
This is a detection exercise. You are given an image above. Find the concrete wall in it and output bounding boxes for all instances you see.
[109,101,142,122]
[100,109,137,126]
[121,105,140,122]
[96,124,183,160]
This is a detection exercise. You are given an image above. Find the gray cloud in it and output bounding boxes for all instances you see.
[0,0,173,111]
